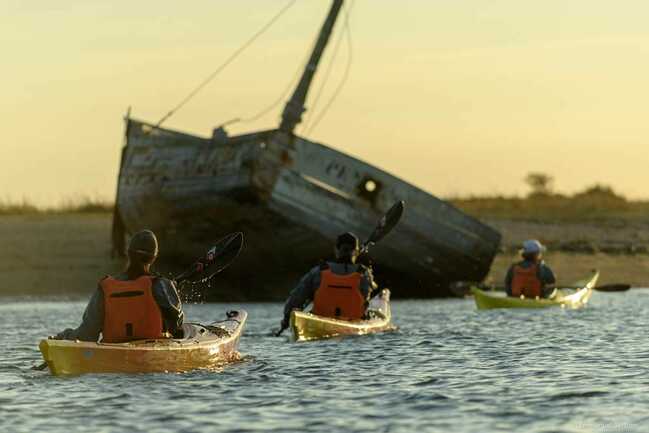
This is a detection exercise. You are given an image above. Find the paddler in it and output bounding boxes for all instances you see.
[279,232,377,331]
[505,239,556,298]
[53,229,184,342]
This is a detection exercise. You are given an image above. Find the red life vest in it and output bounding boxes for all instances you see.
[511,263,543,298]
[312,268,365,320]
[100,275,165,343]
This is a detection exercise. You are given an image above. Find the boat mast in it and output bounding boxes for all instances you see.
[279,0,344,134]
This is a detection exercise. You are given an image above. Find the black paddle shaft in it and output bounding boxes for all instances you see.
[361,200,405,254]
[174,232,244,285]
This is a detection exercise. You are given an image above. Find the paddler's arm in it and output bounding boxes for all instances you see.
[361,265,376,299]
[504,266,514,296]
[539,263,557,298]
[280,266,321,329]
[152,278,184,338]
[54,287,104,342]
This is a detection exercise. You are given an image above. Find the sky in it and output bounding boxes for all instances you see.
[2,0,649,205]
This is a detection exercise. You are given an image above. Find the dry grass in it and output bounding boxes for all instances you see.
[0,198,40,215]
[58,196,114,214]
[0,196,113,215]
[450,190,649,222]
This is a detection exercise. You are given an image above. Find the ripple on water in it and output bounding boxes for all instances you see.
[1,295,649,433]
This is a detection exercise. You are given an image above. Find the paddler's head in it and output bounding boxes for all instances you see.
[335,232,360,264]
[127,229,159,271]
[521,239,545,262]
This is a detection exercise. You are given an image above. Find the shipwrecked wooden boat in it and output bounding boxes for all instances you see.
[111,1,501,299]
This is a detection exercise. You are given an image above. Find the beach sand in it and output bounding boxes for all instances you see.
[0,214,121,296]
[1,214,647,297]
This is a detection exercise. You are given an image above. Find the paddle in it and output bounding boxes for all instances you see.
[360,201,405,255]
[174,232,244,286]
[32,232,244,372]
[593,284,631,292]
[274,200,405,337]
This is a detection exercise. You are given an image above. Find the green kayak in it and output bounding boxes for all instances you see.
[471,271,599,310]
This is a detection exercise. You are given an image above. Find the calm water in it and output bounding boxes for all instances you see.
[2,292,649,433]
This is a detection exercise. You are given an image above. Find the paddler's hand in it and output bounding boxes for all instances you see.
[50,329,73,340]
[357,252,373,267]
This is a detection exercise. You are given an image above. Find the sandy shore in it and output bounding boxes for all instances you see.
[1,214,647,297]
[0,214,121,296]
[486,218,649,255]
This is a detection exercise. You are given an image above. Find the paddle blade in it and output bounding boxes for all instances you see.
[176,232,244,283]
[594,284,631,292]
[367,200,404,245]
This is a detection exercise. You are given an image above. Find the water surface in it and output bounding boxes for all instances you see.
[2,292,648,433]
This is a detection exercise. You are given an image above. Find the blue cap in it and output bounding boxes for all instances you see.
[522,239,545,255]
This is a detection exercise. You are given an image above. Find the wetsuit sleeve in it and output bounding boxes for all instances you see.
[152,278,184,337]
[539,264,556,285]
[360,266,374,299]
[55,287,104,342]
[504,265,514,296]
[281,266,321,328]
[539,264,557,298]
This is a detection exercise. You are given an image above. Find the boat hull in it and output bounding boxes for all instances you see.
[39,311,247,375]
[471,272,599,310]
[113,119,502,299]
[290,289,394,341]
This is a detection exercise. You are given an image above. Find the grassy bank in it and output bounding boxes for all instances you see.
[450,189,649,256]
[2,187,649,296]
[450,190,649,222]
[0,197,113,215]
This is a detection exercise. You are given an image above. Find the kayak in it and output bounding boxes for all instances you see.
[471,271,599,310]
[290,289,395,341]
[39,310,247,376]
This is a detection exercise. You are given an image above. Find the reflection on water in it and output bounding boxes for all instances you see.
[2,292,649,432]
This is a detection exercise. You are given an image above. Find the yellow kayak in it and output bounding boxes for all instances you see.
[471,271,599,310]
[290,289,395,341]
[39,310,247,376]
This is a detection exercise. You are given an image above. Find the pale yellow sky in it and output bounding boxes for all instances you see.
[3,0,649,205]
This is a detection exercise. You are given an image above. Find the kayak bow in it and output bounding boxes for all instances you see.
[39,310,247,375]
[471,271,599,310]
[290,289,395,341]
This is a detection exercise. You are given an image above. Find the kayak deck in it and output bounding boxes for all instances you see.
[471,272,599,310]
[39,310,247,376]
[290,289,395,341]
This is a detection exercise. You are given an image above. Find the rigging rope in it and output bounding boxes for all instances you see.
[305,0,354,136]
[154,0,297,128]
[239,43,313,124]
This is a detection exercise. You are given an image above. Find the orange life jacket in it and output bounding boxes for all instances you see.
[100,275,165,343]
[312,267,365,320]
[511,263,543,298]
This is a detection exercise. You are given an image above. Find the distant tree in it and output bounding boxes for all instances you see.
[525,172,554,197]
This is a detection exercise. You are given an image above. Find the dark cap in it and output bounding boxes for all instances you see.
[336,232,360,251]
[128,229,159,257]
